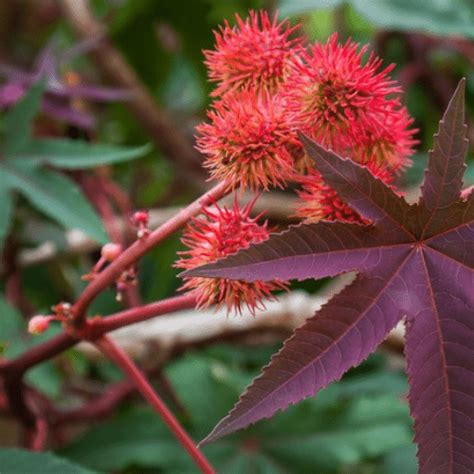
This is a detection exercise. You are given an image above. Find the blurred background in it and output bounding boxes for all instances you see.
[0,1,473,472]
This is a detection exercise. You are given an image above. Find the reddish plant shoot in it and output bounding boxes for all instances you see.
[28,315,54,335]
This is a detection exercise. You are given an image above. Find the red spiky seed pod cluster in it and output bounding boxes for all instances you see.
[282,34,416,170]
[198,13,417,207]
[283,34,417,221]
[187,10,418,312]
[199,10,303,192]
[176,200,288,314]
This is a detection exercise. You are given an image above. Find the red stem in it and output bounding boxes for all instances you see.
[31,418,48,451]
[1,333,78,376]
[89,292,197,335]
[0,293,197,438]
[72,181,229,326]
[95,335,215,474]
[0,293,197,375]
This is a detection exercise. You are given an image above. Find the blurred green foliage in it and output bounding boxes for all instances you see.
[0,448,96,474]
[60,348,416,474]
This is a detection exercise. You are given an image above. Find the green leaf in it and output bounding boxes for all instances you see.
[61,346,412,474]
[2,81,45,156]
[0,180,14,251]
[279,0,343,16]
[0,448,97,474]
[263,395,412,472]
[383,444,418,474]
[15,139,151,169]
[278,0,474,38]
[0,295,24,342]
[59,407,194,472]
[352,0,474,38]
[3,163,107,243]
[166,356,247,438]
[61,351,413,473]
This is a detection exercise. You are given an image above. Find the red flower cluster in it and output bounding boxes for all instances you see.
[176,200,287,314]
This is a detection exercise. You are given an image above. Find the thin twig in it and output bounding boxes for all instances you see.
[72,181,229,326]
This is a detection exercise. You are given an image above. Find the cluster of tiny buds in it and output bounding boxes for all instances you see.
[115,267,138,302]
[131,210,150,239]
[28,301,72,335]
[51,301,72,319]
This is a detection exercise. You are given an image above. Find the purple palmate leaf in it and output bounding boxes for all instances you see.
[184,79,474,472]
[418,78,468,234]
[405,249,474,473]
[201,251,414,443]
[185,220,410,282]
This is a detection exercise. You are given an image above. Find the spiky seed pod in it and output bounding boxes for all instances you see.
[196,90,299,191]
[176,199,287,314]
[283,33,416,170]
[204,10,302,97]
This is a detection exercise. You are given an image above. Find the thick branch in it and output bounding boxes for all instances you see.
[0,293,199,377]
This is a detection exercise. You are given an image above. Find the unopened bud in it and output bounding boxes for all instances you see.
[28,315,52,335]
[131,210,149,226]
[131,210,150,239]
[101,243,122,262]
